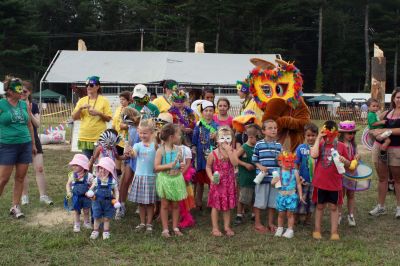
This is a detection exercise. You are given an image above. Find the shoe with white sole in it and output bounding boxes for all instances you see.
[39,195,54,205]
[282,229,294,239]
[274,227,284,237]
[347,214,356,226]
[83,222,92,229]
[90,231,99,240]
[395,207,400,219]
[73,223,81,232]
[369,205,386,216]
[10,205,24,219]
[21,195,29,205]
[103,231,110,240]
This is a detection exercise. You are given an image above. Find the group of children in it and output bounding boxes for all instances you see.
[66,90,366,241]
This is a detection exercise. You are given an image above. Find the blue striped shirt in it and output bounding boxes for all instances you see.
[252,139,282,183]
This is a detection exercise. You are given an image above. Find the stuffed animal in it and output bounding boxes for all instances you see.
[246,58,311,152]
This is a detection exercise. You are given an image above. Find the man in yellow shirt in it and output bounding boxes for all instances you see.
[237,80,263,121]
[152,80,177,113]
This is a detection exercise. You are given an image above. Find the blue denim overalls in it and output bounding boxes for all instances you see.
[72,173,91,213]
[92,176,115,219]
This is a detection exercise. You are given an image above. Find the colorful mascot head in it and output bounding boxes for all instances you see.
[278,151,297,169]
[247,58,303,110]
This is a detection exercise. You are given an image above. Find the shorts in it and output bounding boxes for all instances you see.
[0,142,32,165]
[276,193,298,212]
[239,187,255,205]
[92,199,115,219]
[297,183,315,214]
[312,187,343,205]
[254,183,278,209]
[372,142,400,166]
[34,134,43,154]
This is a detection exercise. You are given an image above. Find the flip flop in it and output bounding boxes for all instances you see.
[211,229,223,237]
[225,228,235,237]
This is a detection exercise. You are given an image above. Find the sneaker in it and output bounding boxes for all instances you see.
[10,205,24,219]
[282,228,294,239]
[90,231,99,240]
[73,223,81,232]
[135,207,140,214]
[395,207,400,219]
[233,215,243,226]
[39,195,54,206]
[389,183,395,192]
[83,222,92,229]
[21,195,29,205]
[115,208,122,220]
[369,205,386,216]
[347,215,356,226]
[102,231,110,240]
[135,223,146,232]
[145,224,153,233]
[274,227,284,237]
[338,213,342,225]
[120,205,126,218]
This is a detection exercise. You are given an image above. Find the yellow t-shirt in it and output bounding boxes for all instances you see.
[112,105,126,148]
[73,95,112,142]
[152,96,171,113]
[241,99,264,121]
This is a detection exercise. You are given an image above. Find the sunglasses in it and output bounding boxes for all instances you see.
[22,90,29,94]
[86,83,98,88]
[347,132,356,135]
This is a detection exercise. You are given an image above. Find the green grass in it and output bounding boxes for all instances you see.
[1,130,400,265]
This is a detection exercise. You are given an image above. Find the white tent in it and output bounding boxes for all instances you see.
[336,93,391,103]
[41,50,280,86]
[0,81,4,95]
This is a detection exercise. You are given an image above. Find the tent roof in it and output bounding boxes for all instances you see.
[307,95,341,102]
[336,93,391,103]
[32,89,65,99]
[42,50,280,86]
[0,81,3,94]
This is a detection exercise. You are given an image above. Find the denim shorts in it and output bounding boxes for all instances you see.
[0,142,32,165]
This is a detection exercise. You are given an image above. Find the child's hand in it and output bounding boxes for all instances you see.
[245,163,255,171]
[170,160,177,169]
[271,177,279,185]
[354,154,361,161]
[180,162,185,172]
[221,143,232,152]
[66,191,72,198]
[339,156,347,164]
[191,147,197,155]
[300,195,307,204]
[258,165,268,173]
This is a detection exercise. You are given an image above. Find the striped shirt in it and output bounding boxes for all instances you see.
[252,139,282,183]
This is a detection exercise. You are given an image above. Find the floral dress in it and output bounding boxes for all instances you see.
[207,150,237,211]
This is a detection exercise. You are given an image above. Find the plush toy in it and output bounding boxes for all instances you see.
[246,58,311,152]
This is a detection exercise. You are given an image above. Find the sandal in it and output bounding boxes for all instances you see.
[268,225,277,233]
[211,229,223,237]
[161,229,170,238]
[135,223,146,232]
[225,228,235,237]
[145,224,153,233]
[173,227,183,236]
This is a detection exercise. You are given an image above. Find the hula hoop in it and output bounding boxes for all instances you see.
[361,127,374,151]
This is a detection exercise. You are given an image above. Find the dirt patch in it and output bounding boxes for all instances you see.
[26,208,72,228]
[42,142,70,151]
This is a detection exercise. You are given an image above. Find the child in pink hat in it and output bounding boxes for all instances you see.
[66,154,94,233]
[87,157,120,240]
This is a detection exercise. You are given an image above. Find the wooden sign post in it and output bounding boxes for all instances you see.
[371,44,386,110]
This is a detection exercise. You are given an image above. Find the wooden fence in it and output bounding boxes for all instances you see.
[40,103,369,126]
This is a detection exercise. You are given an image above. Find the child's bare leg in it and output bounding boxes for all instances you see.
[211,208,221,234]
[268,208,276,230]
[139,204,146,224]
[83,208,90,224]
[223,210,232,230]
[74,211,80,224]
[287,211,294,229]
[277,211,285,227]
[103,218,110,232]
[171,201,180,229]
[237,201,244,215]
[93,219,101,231]
[254,207,267,231]
[145,204,154,224]
[160,198,170,231]
[195,184,204,208]
[314,204,324,233]
[347,190,355,215]
[329,203,339,235]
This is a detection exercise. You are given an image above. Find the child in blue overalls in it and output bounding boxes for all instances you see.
[87,157,120,240]
[272,152,305,239]
[66,154,94,233]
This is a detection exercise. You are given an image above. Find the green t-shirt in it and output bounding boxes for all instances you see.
[368,111,383,130]
[128,102,160,118]
[238,143,256,188]
[0,99,31,144]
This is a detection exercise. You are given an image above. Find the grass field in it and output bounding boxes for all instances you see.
[1,139,400,265]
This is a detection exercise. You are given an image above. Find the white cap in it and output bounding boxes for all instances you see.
[132,84,148,98]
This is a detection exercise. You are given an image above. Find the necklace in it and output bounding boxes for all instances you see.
[169,106,193,128]
[87,95,98,109]
[280,169,295,186]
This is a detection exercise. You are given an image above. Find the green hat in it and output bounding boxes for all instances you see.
[9,79,23,94]
[86,76,100,86]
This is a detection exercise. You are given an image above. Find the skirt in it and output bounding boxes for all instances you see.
[156,172,187,201]
[128,175,157,204]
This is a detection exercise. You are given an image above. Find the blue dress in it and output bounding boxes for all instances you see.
[276,169,299,212]
[192,120,218,171]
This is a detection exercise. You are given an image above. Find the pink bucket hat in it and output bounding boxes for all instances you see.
[69,154,89,170]
[95,157,116,179]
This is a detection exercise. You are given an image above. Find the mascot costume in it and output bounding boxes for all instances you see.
[245,58,311,152]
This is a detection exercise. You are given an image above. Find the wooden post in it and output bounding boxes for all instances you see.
[371,44,386,110]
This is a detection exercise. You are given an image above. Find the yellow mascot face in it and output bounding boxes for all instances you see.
[247,59,303,110]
